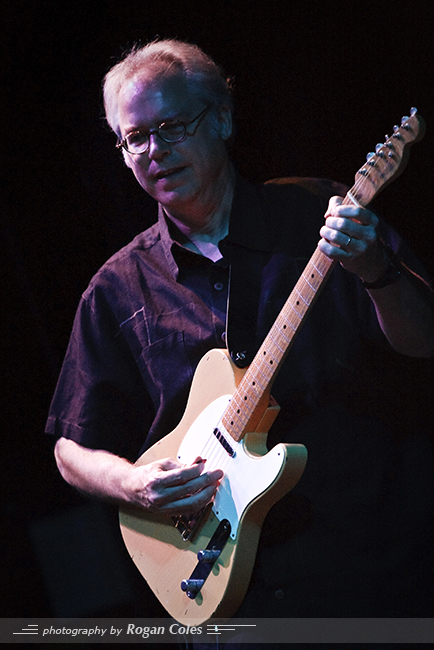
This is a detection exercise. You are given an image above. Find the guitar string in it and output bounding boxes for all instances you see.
[347,122,409,205]
[191,121,409,493]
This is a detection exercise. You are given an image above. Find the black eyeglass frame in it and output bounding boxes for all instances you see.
[116,105,211,155]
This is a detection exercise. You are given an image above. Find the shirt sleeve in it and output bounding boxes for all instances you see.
[45,284,154,461]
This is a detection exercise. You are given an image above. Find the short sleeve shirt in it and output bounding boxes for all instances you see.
[45,175,434,616]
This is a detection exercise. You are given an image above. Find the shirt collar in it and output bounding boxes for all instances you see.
[220,172,274,258]
[156,171,273,278]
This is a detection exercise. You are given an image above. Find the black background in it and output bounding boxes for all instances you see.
[2,0,434,618]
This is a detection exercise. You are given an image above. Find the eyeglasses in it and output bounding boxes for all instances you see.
[116,105,211,155]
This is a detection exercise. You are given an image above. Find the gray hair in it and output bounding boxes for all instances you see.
[103,39,234,137]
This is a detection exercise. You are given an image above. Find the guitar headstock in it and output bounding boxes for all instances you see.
[348,108,426,207]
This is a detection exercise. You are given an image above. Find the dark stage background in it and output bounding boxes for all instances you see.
[2,0,434,618]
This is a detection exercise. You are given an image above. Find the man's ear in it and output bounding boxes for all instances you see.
[218,106,233,141]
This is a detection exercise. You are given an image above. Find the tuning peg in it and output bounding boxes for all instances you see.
[410,107,417,115]
[375,143,385,157]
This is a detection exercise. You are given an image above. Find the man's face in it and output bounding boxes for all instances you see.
[117,72,232,221]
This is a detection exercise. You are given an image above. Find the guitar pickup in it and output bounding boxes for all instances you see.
[180,519,231,599]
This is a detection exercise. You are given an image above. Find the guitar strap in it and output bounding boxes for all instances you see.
[219,176,343,369]
[219,239,267,369]
[218,179,281,369]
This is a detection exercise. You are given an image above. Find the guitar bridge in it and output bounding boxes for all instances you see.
[180,518,231,599]
[172,513,201,541]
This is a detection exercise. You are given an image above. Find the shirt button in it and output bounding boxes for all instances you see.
[274,589,285,600]
[214,282,225,291]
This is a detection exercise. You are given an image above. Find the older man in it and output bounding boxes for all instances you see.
[47,39,434,620]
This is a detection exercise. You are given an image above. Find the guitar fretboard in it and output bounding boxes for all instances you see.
[221,247,335,441]
[221,109,423,442]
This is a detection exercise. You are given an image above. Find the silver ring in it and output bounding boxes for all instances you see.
[345,236,352,248]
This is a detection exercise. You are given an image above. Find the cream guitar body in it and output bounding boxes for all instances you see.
[120,348,307,624]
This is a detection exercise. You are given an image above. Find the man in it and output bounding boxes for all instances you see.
[47,39,434,622]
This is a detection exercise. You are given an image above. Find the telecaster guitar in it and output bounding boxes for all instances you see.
[119,109,425,624]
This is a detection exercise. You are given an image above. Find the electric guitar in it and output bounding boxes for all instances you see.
[119,109,425,624]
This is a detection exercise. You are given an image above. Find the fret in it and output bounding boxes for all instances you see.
[267,333,285,356]
[280,313,297,332]
[289,300,304,319]
[311,260,326,278]
[273,325,290,346]
[301,270,322,293]
[293,286,309,306]
[249,358,268,385]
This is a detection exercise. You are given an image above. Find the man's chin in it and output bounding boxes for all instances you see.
[153,182,196,211]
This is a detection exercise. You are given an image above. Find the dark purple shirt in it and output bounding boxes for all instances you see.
[46,175,385,458]
[46,175,434,616]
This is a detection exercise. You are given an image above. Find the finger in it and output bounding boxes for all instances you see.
[164,469,223,497]
[326,206,377,228]
[150,469,223,513]
[160,482,222,515]
[158,457,183,471]
[161,467,224,500]
[325,195,343,217]
[157,458,209,488]
[320,224,357,250]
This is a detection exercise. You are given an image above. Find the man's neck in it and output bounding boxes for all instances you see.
[165,165,235,261]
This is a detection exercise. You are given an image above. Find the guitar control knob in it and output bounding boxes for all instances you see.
[181,578,205,598]
[197,548,221,563]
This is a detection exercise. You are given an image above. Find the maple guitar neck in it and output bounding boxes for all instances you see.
[222,108,425,443]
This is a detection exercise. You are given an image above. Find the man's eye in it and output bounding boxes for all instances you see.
[160,122,185,138]
[127,132,147,146]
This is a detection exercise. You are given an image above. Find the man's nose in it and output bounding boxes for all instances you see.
[147,132,172,160]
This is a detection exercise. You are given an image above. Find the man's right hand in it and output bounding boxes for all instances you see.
[123,456,223,515]
[54,438,223,517]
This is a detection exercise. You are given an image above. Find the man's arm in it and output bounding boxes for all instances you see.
[54,437,223,516]
[319,196,434,358]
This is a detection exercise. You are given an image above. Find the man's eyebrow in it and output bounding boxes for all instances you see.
[161,107,190,123]
[124,104,192,135]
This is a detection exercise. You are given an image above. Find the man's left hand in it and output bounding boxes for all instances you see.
[319,196,389,284]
